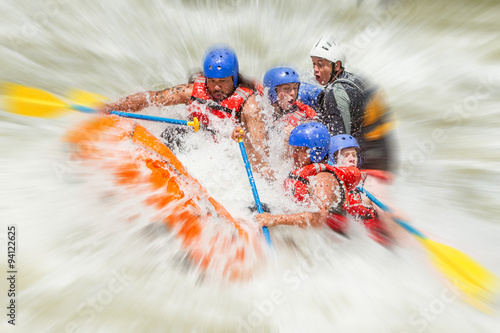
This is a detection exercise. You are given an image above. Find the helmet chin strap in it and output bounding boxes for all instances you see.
[328,62,343,83]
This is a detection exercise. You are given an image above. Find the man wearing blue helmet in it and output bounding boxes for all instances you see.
[101,45,266,150]
[256,122,362,231]
[310,36,395,172]
[231,67,317,180]
[263,67,317,131]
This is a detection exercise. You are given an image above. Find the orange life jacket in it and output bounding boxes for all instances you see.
[189,76,254,127]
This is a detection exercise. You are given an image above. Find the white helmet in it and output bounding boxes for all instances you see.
[310,36,346,65]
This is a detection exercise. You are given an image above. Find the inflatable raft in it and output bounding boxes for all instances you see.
[64,115,263,279]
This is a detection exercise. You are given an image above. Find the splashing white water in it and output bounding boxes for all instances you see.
[1,0,500,332]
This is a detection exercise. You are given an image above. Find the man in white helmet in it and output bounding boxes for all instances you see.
[310,36,395,172]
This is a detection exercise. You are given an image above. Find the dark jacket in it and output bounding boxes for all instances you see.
[317,71,395,171]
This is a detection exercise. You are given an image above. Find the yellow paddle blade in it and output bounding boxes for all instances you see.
[420,238,499,306]
[66,89,108,109]
[1,82,70,118]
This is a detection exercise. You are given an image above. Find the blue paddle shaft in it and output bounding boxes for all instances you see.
[356,186,427,239]
[238,140,271,245]
[239,141,263,213]
[71,105,96,113]
[262,226,271,244]
[110,111,189,126]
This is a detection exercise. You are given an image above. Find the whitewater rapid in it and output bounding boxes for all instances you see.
[1,0,500,332]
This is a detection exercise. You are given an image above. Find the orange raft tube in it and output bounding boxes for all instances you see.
[64,115,263,279]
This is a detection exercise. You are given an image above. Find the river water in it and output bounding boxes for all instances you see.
[1,0,500,332]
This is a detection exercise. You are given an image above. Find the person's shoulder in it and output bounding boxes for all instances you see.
[338,71,364,86]
[344,70,378,90]
[330,72,367,97]
[241,93,259,111]
[311,170,340,191]
[315,169,339,183]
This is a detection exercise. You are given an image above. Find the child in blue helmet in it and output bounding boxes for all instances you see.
[328,134,361,168]
[254,123,362,230]
[100,45,267,154]
[328,134,395,246]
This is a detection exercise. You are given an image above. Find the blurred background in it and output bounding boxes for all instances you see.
[1,0,499,332]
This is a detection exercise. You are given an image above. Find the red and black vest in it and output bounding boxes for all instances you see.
[285,163,361,205]
[285,163,360,233]
[343,188,378,227]
[189,76,254,127]
[285,164,391,245]
[343,186,391,246]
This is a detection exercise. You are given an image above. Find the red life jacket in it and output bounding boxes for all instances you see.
[343,189,377,223]
[344,188,391,247]
[189,76,254,127]
[362,169,394,183]
[254,81,265,96]
[285,163,361,204]
[276,101,317,128]
[285,163,361,234]
[286,163,391,245]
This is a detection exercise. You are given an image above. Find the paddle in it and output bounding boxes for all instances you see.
[1,83,199,131]
[357,185,498,308]
[1,82,96,118]
[109,111,199,131]
[66,88,109,109]
[238,132,272,245]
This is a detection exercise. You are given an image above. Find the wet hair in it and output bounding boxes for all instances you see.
[237,74,255,89]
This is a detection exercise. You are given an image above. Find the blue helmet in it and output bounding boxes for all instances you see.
[263,67,300,103]
[298,82,322,108]
[289,122,330,163]
[203,46,239,87]
[328,134,360,165]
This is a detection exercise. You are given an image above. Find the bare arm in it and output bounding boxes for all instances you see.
[231,126,275,180]
[256,172,340,228]
[240,95,268,157]
[100,84,193,114]
[257,211,322,228]
[237,96,276,180]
